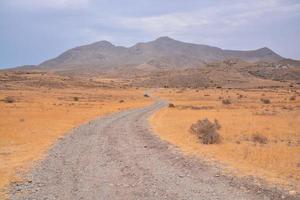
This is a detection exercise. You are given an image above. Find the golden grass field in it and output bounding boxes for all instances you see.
[150,88,300,192]
[0,73,152,198]
[1,71,300,198]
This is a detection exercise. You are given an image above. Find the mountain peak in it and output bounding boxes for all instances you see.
[90,40,114,48]
[258,47,272,51]
[255,47,280,57]
[155,36,176,42]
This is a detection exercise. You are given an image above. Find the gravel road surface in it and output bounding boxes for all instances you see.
[10,100,297,200]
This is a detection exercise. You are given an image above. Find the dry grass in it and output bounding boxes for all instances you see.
[150,87,300,192]
[0,72,153,198]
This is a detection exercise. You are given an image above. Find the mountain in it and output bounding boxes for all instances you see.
[38,36,283,72]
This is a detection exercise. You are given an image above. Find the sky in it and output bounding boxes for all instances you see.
[1,0,300,68]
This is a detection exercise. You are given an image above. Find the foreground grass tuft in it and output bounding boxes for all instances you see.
[190,118,221,144]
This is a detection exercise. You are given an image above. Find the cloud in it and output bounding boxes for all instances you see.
[1,0,300,67]
[4,0,91,10]
[117,13,209,34]
[112,0,300,35]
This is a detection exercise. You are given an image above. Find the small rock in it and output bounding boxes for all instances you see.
[215,174,220,177]
[38,183,44,187]
[289,190,296,195]
[240,186,246,190]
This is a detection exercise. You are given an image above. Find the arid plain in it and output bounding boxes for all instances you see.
[1,69,300,198]
[150,87,300,192]
[1,37,300,199]
[0,71,153,199]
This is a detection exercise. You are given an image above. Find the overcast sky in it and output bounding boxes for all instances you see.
[1,0,300,68]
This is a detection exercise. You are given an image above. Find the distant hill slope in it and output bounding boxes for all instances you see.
[38,37,283,72]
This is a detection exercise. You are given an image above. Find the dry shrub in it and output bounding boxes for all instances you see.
[190,118,221,144]
[119,100,124,103]
[290,96,296,101]
[144,94,149,97]
[3,96,15,103]
[238,94,243,99]
[168,103,175,108]
[178,105,213,110]
[251,133,268,144]
[73,97,79,101]
[282,105,293,110]
[260,98,271,104]
[222,99,231,105]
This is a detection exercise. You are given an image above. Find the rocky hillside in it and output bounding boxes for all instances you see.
[38,37,283,72]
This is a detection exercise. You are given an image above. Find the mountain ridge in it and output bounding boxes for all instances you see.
[34,37,286,72]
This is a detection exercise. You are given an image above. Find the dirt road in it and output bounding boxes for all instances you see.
[10,100,295,199]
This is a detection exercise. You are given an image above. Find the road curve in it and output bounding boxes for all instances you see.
[10,100,292,200]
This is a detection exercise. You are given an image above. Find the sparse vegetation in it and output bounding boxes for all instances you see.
[3,96,15,103]
[251,133,268,144]
[190,118,221,144]
[282,105,293,110]
[168,103,175,108]
[144,94,149,97]
[290,95,296,101]
[73,97,79,101]
[0,75,153,197]
[260,98,271,104]
[119,100,124,103]
[149,77,300,188]
[237,94,243,99]
[222,99,231,105]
